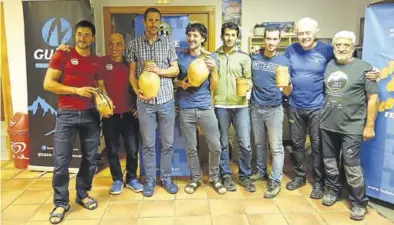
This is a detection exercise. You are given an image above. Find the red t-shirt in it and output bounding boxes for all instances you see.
[49,48,102,110]
[99,56,135,114]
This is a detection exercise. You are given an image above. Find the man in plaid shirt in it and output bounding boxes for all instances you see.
[127,7,179,197]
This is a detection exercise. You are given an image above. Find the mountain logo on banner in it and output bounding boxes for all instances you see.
[377,60,394,119]
[28,96,57,136]
[42,17,72,47]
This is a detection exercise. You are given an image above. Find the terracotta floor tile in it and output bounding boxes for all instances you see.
[92,177,113,190]
[209,199,245,215]
[284,213,326,225]
[139,200,174,217]
[175,216,212,225]
[27,178,53,191]
[3,162,19,169]
[102,202,140,219]
[1,178,36,190]
[211,215,249,225]
[298,183,314,197]
[137,217,174,225]
[40,172,54,178]
[1,190,24,211]
[175,176,190,185]
[110,188,144,201]
[1,221,26,225]
[307,197,349,212]
[88,189,111,202]
[28,203,54,221]
[175,199,210,216]
[1,204,41,222]
[25,222,52,225]
[13,170,45,179]
[63,220,101,225]
[365,210,394,225]
[206,185,240,199]
[1,179,9,186]
[238,183,265,198]
[0,160,13,168]
[100,218,138,225]
[143,186,176,200]
[248,214,288,225]
[320,211,366,225]
[66,201,109,220]
[0,169,21,179]
[175,184,207,199]
[13,190,51,205]
[276,185,302,198]
[275,196,315,213]
[242,198,280,214]
[95,168,112,177]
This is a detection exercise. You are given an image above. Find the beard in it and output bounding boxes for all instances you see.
[335,53,353,64]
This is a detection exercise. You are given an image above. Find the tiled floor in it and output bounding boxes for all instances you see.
[1,159,393,225]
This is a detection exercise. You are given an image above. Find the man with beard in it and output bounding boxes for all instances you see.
[44,20,105,224]
[214,22,255,192]
[320,31,378,221]
[175,23,226,195]
[127,7,179,197]
[250,26,292,198]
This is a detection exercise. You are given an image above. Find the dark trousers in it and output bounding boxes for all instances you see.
[53,108,100,208]
[288,107,324,188]
[321,129,368,206]
[102,112,140,182]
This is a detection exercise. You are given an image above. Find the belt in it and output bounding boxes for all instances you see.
[253,103,281,109]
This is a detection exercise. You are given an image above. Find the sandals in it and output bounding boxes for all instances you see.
[210,180,227,195]
[49,205,70,224]
[184,180,202,194]
[76,196,98,210]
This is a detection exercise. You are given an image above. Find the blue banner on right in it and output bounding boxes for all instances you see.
[361,3,394,204]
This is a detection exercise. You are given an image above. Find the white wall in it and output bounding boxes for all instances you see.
[4,0,374,113]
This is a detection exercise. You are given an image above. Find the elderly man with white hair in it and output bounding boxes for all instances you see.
[320,31,378,221]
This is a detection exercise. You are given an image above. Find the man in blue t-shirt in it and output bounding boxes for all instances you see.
[175,23,226,195]
[250,26,292,199]
[284,18,333,199]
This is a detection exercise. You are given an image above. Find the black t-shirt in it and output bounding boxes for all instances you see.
[320,58,377,135]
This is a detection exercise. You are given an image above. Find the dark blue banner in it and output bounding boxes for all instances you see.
[361,3,394,204]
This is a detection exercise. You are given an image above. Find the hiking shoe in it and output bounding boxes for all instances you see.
[109,180,123,195]
[239,177,256,192]
[310,188,324,199]
[125,179,143,193]
[322,190,340,206]
[143,182,155,197]
[250,171,268,181]
[222,175,237,191]
[350,205,367,221]
[264,179,281,198]
[286,178,306,191]
[161,179,178,194]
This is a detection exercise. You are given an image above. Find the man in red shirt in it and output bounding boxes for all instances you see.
[98,33,143,195]
[43,20,104,224]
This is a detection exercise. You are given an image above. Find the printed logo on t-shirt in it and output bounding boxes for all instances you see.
[70,58,79,65]
[252,61,276,72]
[327,71,348,92]
[106,64,113,70]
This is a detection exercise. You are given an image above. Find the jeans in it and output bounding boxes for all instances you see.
[215,107,252,178]
[53,108,100,208]
[288,107,324,188]
[179,107,221,182]
[321,129,368,206]
[250,104,284,183]
[102,112,139,183]
[137,99,175,184]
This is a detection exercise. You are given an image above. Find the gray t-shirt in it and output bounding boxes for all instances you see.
[320,58,377,135]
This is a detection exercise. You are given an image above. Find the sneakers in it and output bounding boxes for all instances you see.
[310,188,324,199]
[239,177,256,192]
[264,179,281,198]
[222,175,237,191]
[322,190,340,206]
[350,205,367,221]
[125,179,143,193]
[286,178,306,191]
[250,171,268,181]
[109,180,123,195]
[143,182,155,197]
[161,179,178,194]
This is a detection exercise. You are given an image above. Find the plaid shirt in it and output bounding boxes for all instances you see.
[127,33,178,104]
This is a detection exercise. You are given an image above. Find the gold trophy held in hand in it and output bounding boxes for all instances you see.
[275,65,290,87]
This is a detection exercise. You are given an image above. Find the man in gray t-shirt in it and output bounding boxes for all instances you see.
[320,31,379,221]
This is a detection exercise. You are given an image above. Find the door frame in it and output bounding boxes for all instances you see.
[103,6,216,53]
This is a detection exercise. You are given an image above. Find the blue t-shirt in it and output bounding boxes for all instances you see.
[176,51,216,109]
[285,41,334,109]
[250,53,289,106]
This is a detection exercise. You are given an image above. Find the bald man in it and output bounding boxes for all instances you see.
[98,33,143,195]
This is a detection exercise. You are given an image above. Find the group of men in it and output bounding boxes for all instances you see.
[43,7,379,224]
